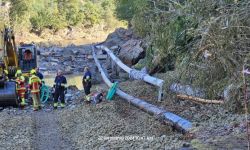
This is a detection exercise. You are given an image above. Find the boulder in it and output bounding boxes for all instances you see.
[75,92,81,97]
[63,61,72,66]
[53,52,63,57]
[78,67,85,72]
[118,39,145,67]
[49,62,58,66]
[64,66,74,75]
[68,85,78,91]
[45,56,54,62]
[104,27,133,49]
[75,60,87,66]
[72,50,79,55]
[50,58,59,63]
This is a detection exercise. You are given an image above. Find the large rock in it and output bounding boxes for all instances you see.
[50,58,59,63]
[63,61,72,66]
[45,56,54,62]
[118,39,145,67]
[104,27,133,49]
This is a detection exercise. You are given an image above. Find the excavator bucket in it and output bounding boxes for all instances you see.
[0,81,18,106]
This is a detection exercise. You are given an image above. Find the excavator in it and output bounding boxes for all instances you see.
[0,21,39,106]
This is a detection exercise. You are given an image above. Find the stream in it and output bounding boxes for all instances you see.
[43,74,108,91]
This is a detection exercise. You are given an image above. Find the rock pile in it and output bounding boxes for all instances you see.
[104,27,145,67]
[39,45,104,84]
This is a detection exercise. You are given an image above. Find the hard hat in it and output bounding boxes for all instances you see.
[19,41,24,44]
[4,70,8,74]
[30,69,36,74]
[16,70,22,74]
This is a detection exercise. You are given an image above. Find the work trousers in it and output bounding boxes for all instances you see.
[54,88,65,104]
[17,90,25,99]
[84,86,91,95]
[32,93,41,108]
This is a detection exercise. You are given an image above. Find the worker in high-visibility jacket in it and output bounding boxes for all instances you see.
[28,69,42,111]
[82,67,91,101]
[53,70,67,109]
[4,70,9,82]
[15,70,26,107]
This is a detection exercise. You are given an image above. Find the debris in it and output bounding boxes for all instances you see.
[177,94,224,104]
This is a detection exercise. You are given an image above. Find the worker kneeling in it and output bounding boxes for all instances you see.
[53,70,67,109]
[28,69,42,111]
[16,70,26,107]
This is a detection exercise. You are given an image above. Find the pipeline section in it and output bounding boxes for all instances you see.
[96,45,164,102]
[92,43,191,133]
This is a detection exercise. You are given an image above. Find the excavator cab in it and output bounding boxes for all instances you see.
[18,43,39,76]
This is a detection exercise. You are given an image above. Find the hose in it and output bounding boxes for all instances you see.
[40,84,49,103]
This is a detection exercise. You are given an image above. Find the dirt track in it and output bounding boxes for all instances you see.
[31,111,74,150]
[0,97,187,150]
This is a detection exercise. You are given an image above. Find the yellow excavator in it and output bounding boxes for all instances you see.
[0,21,39,106]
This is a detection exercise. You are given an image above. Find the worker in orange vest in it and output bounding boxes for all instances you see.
[28,69,42,111]
[24,50,32,60]
[15,70,26,107]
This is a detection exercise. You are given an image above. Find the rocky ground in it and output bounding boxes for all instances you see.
[0,83,188,150]
[119,80,249,150]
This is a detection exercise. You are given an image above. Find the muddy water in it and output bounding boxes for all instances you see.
[49,38,106,47]
[44,74,84,90]
[43,74,108,91]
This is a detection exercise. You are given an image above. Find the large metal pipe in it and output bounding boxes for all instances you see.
[92,44,191,133]
[96,45,164,101]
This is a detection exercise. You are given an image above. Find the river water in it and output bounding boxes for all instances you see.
[48,38,106,47]
[43,74,108,91]
[43,74,84,90]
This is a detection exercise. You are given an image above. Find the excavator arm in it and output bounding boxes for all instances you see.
[0,21,19,106]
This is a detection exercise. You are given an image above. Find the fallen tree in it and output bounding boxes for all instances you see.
[177,94,224,104]
[92,43,192,133]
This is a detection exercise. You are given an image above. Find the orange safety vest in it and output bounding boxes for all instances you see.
[28,75,41,94]
[16,76,26,91]
[25,51,32,59]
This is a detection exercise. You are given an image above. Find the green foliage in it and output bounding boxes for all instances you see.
[82,2,102,27]
[4,0,124,32]
[130,0,250,111]
[132,0,199,72]
[115,0,136,21]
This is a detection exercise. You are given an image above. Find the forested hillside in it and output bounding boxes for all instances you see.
[1,0,123,32]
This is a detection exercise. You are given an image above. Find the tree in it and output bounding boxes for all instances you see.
[115,0,136,21]
[57,0,84,26]
[82,2,102,27]
[9,0,34,29]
